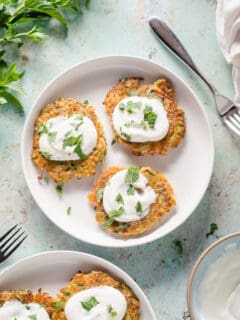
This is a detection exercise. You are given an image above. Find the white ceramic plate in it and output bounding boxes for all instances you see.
[21,56,214,247]
[0,250,156,319]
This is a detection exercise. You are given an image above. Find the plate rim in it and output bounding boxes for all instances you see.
[21,55,215,247]
[0,250,157,319]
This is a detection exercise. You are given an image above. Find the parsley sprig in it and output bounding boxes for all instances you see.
[0,0,90,112]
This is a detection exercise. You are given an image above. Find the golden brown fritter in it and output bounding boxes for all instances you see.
[0,289,54,316]
[88,166,176,236]
[103,77,186,156]
[51,271,140,320]
[32,98,107,183]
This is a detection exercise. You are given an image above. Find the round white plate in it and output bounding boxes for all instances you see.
[0,250,156,319]
[21,56,214,247]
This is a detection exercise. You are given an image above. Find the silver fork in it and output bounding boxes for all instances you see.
[149,17,240,136]
[0,225,27,263]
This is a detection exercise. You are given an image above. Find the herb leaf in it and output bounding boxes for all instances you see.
[127,185,135,196]
[143,106,157,128]
[56,183,63,197]
[115,193,124,204]
[172,239,183,255]
[67,206,71,215]
[81,296,99,312]
[96,188,104,203]
[40,150,52,160]
[136,201,142,213]
[28,315,37,320]
[126,88,140,96]
[206,223,218,238]
[38,123,48,134]
[125,167,139,184]
[108,207,125,219]
[48,131,57,143]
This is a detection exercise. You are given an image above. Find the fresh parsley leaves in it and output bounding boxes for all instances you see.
[143,106,157,128]
[96,188,104,203]
[136,201,142,213]
[40,150,52,160]
[206,223,218,238]
[81,296,99,311]
[126,88,140,96]
[125,167,139,184]
[115,193,124,204]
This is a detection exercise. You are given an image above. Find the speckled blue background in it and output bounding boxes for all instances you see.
[0,1,239,319]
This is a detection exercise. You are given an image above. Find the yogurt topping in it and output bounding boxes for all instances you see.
[0,301,50,320]
[103,168,156,223]
[65,286,127,320]
[39,114,97,161]
[199,250,240,320]
[112,96,169,142]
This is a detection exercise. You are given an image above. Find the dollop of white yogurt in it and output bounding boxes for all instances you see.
[65,286,127,320]
[39,114,97,161]
[199,250,240,320]
[0,301,50,320]
[112,96,169,142]
[103,169,156,222]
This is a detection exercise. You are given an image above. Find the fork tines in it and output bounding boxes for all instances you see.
[0,224,27,262]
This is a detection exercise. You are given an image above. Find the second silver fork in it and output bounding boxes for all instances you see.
[149,17,240,136]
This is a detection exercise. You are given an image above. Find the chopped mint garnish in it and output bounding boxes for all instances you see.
[25,305,31,310]
[126,88,140,96]
[206,223,218,238]
[67,206,72,215]
[143,106,157,128]
[96,188,104,203]
[62,135,81,149]
[136,201,142,213]
[115,193,124,204]
[120,127,131,141]
[125,167,139,184]
[172,239,183,255]
[52,301,64,310]
[28,315,37,320]
[118,103,125,111]
[108,207,125,219]
[40,150,52,160]
[43,177,49,184]
[74,139,88,160]
[103,218,114,229]
[81,296,99,312]
[108,304,118,317]
[127,185,135,196]
[38,123,48,134]
[56,183,63,197]
[48,131,57,143]
[83,100,89,105]
[146,87,153,98]
[111,138,116,145]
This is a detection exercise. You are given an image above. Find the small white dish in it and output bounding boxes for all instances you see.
[21,56,214,247]
[0,250,156,319]
[187,232,240,320]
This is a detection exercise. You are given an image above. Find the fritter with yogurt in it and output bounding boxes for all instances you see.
[52,271,140,320]
[88,166,176,236]
[32,98,107,183]
[103,77,186,156]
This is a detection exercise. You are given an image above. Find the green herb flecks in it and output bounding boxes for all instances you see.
[52,301,64,310]
[136,201,142,214]
[25,305,31,310]
[111,138,116,145]
[172,239,183,255]
[48,131,57,143]
[206,223,218,238]
[143,106,157,128]
[118,100,142,113]
[103,207,125,229]
[127,185,135,196]
[74,139,88,160]
[38,123,48,135]
[125,167,139,184]
[83,100,89,105]
[115,193,124,204]
[146,87,154,98]
[62,134,88,160]
[96,188,104,203]
[40,150,52,160]
[81,296,99,312]
[107,304,118,317]
[120,127,131,141]
[28,315,37,320]
[67,206,71,215]
[126,88,140,96]
[56,183,63,197]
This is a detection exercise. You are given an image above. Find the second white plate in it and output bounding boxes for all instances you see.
[21,56,214,247]
[0,250,156,319]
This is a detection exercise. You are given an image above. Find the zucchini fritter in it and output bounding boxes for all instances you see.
[103,78,186,155]
[52,271,140,320]
[32,98,107,183]
[88,166,176,236]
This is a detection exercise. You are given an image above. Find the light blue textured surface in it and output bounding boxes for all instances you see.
[0,1,239,319]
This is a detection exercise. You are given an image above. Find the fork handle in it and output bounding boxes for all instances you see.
[149,17,217,94]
